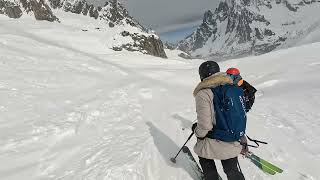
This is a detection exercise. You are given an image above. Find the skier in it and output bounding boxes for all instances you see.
[192,61,246,180]
[226,68,257,112]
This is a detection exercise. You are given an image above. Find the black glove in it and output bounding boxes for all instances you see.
[192,123,206,140]
[192,123,197,132]
[240,136,249,156]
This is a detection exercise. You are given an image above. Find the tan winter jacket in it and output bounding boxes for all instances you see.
[193,72,242,160]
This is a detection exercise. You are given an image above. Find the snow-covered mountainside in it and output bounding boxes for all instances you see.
[0,0,167,58]
[1,13,320,180]
[178,0,320,60]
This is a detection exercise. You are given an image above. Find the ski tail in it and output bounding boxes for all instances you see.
[182,146,205,180]
[246,152,283,175]
[249,153,283,173]
[246,154,277,175]
[182,146,223,180]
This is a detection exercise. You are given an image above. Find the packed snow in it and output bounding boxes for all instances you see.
[1,11,320,180]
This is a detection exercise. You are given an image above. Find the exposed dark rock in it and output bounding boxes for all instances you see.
[98,0,146,31]
[48,0,62,9]
[61,0,98,19]
[1,0,58,21]
[264,29,275,36]
[279,37,287,42]
[70,0,86,14]
[178,10,217,52]
[108,22,115,27]
[1,1,22,18]
[114,31,167,58]
[178,52,192,59]
[20,0,59,22]
[121,31,130,36]
[297,0,319,5]
[88,4,98,19]
[144,35,167,58]
[255,28,263,40]
[5,5,22,18]
[112,47,123,51]
[164,42,176,50]
[283,0,298,11]
[282,21,296,26]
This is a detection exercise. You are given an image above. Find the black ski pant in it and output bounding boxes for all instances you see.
[199,156,245,180]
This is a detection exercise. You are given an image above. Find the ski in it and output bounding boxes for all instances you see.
[182,146,223,180]
[249,153,283,173]
[246,154,277,175]
[246,152,283,175]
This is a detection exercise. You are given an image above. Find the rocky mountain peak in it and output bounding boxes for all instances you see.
[178,0,320,60]
[0,0,167,58]
[203,10,214,23]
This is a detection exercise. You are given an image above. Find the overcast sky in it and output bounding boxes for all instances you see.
[89,0,219,42]
[124,0,219,42]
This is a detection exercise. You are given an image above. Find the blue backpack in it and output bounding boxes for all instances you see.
[207,84,247,142]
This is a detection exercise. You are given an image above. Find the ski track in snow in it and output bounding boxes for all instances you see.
[1,16,320,180]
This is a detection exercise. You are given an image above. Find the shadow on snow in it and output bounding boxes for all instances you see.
[146,121,200,180]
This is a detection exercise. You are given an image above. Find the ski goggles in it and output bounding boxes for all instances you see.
[228,74,243,86]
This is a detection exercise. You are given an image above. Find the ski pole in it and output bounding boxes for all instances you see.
[170,132,194,163]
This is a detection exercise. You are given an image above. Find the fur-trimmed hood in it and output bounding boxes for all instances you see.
[193,72,233,97]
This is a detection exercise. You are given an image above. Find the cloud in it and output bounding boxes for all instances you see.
[157,19,201,34]
[160,25,198,43]
[122,0,219,33]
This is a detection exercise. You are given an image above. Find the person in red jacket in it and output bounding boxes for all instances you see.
[226,68,257,112]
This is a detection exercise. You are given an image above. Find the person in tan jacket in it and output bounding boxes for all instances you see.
[192,61,246,180]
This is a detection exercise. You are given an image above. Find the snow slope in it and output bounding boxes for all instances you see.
[1,14,320,180]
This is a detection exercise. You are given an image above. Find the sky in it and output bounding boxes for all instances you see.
[123,0,219,43]
[159,25,199,43]
[88,0,219,43]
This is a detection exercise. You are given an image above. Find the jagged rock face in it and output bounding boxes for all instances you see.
[178,10,218,53]
[47,0,145,29]
[21,0,59,21]
[98,0,146,30]
[178,0,320,60]
[164,42,176,50]
[0,1,22,18]
[98,1,165,58]
[49,0,100,19]
[143,35,167,58]
[0,0,59,21]
[178,52,192,59]
[0,0,167,58]
[113,31,167,58]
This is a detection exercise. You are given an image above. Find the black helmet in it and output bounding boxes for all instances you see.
[199,61,220,81]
